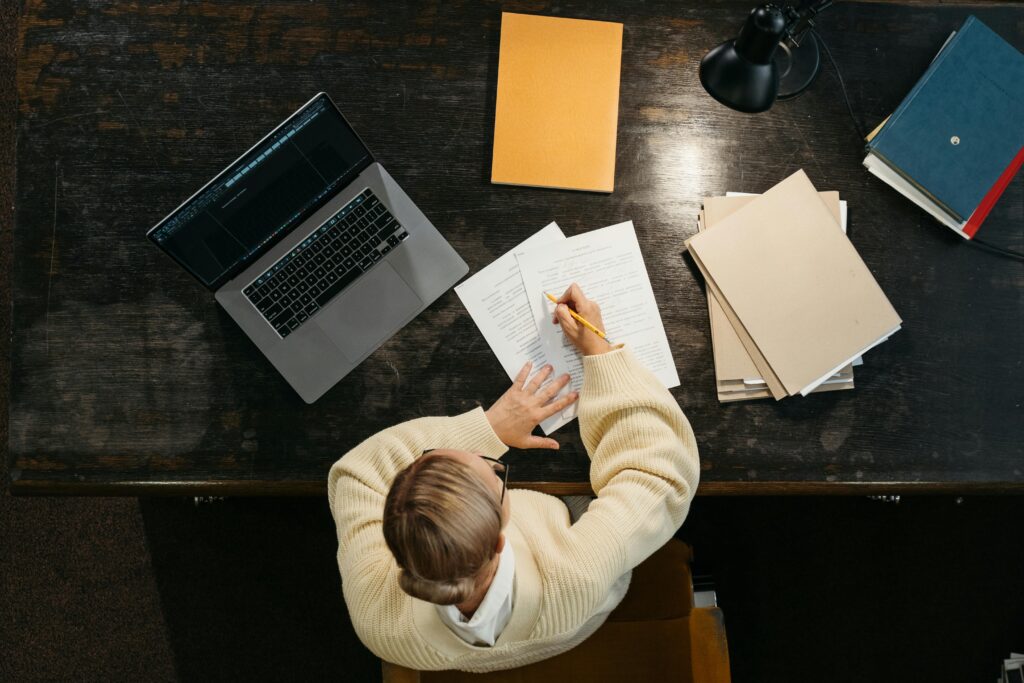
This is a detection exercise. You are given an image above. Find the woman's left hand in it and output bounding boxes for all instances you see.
[485,362,577,450]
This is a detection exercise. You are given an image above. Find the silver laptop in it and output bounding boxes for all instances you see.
[148,93,468,403]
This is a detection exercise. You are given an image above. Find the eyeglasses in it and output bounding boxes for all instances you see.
[421,450,509,503]
[479,456,509,504]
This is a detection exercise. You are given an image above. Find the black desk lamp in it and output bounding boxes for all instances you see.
[700,0,834,113]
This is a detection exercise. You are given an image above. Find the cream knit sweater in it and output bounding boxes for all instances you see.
[328,347,699,672]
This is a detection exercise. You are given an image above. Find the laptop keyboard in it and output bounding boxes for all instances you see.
[242,189,409,338]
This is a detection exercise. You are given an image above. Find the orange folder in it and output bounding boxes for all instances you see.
[491,13,623,193]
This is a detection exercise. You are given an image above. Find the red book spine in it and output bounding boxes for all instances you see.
[963,143,1024,238]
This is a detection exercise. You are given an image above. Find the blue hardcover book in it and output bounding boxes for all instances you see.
[866,16,1024,237]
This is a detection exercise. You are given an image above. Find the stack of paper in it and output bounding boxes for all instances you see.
[687,170,902,402]
[456,221,678,434]
[700,191,857,402]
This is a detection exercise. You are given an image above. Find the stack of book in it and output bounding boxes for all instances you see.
[687,170,902,403]
[863,15,1024,240]
[998,653,1024,683]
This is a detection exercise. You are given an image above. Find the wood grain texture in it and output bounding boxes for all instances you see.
[10,0,1024,496]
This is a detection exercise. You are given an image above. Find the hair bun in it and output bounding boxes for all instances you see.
[398,570,476,606]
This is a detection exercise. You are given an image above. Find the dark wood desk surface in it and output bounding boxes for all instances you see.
[10,1,1023,496]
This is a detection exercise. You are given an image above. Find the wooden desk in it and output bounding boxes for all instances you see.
[10,1,1023,496]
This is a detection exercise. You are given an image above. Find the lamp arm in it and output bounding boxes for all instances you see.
[784,0,834,44]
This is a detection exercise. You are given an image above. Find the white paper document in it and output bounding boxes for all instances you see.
[455,223,573,433]
[515,221,680,431]
[457,220,680,435]
[455,222,566,380]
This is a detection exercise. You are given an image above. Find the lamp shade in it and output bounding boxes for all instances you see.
[699,4,787,113]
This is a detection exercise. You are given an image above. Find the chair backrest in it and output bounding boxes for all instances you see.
[381,540,731,683]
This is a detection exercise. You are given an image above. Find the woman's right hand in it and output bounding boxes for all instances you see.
[552,283,613,356]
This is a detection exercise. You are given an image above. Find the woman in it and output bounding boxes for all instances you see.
[328,284,699,672]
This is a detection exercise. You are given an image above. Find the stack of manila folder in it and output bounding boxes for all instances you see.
[688,171,902,403]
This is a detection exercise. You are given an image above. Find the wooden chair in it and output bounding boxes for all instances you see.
[381,540,731,683]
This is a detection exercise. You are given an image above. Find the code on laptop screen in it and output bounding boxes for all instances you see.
[150,95,372,288]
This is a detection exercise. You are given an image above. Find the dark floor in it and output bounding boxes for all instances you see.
[2,3,1022,682]
[5,493,1024,683]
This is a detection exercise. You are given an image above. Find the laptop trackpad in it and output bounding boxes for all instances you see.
[316,262,423,362]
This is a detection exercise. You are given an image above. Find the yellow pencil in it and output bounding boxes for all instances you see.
[545,292,611,341]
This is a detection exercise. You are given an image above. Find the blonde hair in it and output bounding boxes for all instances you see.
[383,454,502,605]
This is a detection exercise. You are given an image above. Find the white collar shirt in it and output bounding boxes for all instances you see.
[436,541,516,647]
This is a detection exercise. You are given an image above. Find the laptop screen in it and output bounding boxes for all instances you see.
[148,94,373,289]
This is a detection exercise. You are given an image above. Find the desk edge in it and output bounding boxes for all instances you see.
[8,478,1024,497]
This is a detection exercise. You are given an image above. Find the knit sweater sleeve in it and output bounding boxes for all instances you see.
[573,346,699,573]
[327,408,507,648]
